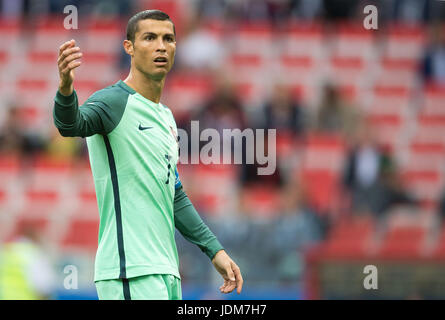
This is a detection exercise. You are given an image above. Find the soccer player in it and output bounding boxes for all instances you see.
[53,10,243,300]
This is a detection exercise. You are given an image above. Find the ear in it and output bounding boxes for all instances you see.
[123,40,134,56]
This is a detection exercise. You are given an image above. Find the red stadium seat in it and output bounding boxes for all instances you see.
[242,185,281,218]
[301,134,346,172]
[277,22,322,102]
[226,52,268,84]
[0,155,20,185]
[60,217,99,252]
[232,21,272,54]
[74,80,104,102]
[163,72,214,114]
[298,134,347,213]
[189,164,239,217]
[139,0,185,37]
[0,18,20,50]
[405,142,445,171]
[0,188,9,214]
[232,81,266,107]
[276,130,301,158]
[30,16,72,54]
[24,51,58,81]
[323,216,375,257]
[431,224,445,259]
[326,57,368,102]
[0,51,9,67]
[331,22,376,60]
[16,78,49,91]
[275,53,319,104]
[78,190,97,205]
[301,169,340,214]
[14,78,53,109]
[18,189,62,219]
[73,53,119,84]
[5,216,51,243]
[378,225,427,259]
[18,157,75,217]
[374,57,418,88]
[416,114,445,142]
[366,85,411,117]
[81,18,123,56]
[414,115,445,146]
[384,23,425,62]
[422,85,445,116]
[281,21,323,59]
[366,114,404,152]
[400,169,443,208]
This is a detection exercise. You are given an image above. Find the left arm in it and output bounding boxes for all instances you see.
[174,183,243,294]
[173,185,223,260]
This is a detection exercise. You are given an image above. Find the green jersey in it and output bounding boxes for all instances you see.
[53,80,223,282]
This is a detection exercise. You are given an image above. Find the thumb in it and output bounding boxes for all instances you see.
[226,264,235,282]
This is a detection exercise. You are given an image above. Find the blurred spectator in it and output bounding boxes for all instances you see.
[45,126,82,162]
[0,105,46,158]
[312,83,360,140]
[293,0,323,19]
[389,0,430,24]
[421,23,445,86]
[176,16,224,71]
[194,79,247,135]
[1,0,24,18]
[343,124,386,214]
[195,0,322,22]
[438,189,445,223]
[239,134,284,189]
[195,0,228,20]
[0,224,57,299]
[343,125,418,217]
[254,83,305,136]
[322,0,360,21]
[270,179,323,282]
[240,83,303,189]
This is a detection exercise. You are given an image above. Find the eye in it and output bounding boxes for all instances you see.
[145,35,155,40]
[166,36,175,43]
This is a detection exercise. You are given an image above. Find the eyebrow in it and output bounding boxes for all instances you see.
[141,32,175,38]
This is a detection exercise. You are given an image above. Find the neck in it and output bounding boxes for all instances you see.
[124,67,165,104]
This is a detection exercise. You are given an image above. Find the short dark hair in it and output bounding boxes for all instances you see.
[126,10,175,43]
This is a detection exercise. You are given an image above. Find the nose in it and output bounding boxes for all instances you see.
[156,38,166,52]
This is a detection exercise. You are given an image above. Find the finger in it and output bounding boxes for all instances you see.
[220,279,236,294]
[225,264,235,282]
[61,60,81,74]
[58,46,81,63]
[58,39,75,55]
[58,47,80,65]
[223,281,236,294]
[59,52,83,70]
[220,280,233,294]
[232,263,244,294]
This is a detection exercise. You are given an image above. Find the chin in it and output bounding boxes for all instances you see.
[144,69,168,81]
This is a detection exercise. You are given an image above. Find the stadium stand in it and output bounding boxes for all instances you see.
[1,0,445,300]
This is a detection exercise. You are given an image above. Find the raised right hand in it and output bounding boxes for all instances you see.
[57,39,82,96]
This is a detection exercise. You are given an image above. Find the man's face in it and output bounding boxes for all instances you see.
[130,19,176,80]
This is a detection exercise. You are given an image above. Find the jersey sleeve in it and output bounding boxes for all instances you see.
[173,185,224,260]
[53,85,128,138]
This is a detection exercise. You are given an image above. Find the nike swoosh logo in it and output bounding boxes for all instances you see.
[139,124,153,131]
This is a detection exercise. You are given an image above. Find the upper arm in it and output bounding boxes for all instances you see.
[79,100,117,135]
[78,86,129,136]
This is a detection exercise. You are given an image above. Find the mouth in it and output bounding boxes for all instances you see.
[153,56,168,66]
